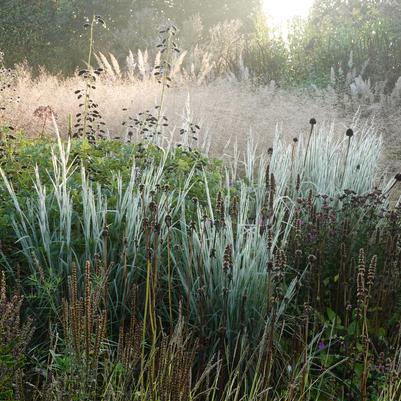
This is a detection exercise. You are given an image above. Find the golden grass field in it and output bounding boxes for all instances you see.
[1,63,400,174]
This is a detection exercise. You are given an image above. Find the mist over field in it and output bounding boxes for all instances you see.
[1,1,401,400]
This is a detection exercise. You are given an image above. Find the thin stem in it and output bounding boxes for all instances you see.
[82,16,95,142]
[303,123,316,168]
[341,136,352,189]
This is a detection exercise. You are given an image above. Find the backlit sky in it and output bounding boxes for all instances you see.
[263,0,314,26]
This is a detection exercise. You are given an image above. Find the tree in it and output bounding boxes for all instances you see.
[286,0,401,86]
[0,0,262,74]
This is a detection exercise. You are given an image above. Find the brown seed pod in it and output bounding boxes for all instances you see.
[346,128,354,137]
[308,254,317,264]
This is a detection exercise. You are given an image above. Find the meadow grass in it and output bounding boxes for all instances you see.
[0,109,400,399]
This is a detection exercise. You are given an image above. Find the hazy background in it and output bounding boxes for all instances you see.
[1,0,401,171]
[1,0,401,87]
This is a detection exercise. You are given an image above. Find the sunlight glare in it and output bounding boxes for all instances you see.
[263,0,314,26]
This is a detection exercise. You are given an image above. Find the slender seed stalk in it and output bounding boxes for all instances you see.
[303,118,317,168]
[341,128,354,189]
[82,16,95,143]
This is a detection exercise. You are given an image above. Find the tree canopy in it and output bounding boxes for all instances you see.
[0,0,261,73]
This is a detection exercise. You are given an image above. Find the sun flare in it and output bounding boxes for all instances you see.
[263,0,314,26]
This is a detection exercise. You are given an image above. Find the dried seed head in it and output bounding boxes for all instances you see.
[33,105,56,119]
[303,302,313,316]
[293,137,298,143]
[357,270,365,304]
[296,174,301,191]
[295,218,302,238]
[270,173,276,194]
[367,255,377,288]
[395,174,401,182]
[216,191,225,224]
[84,261,93,359]
[358,248,366,268]
[267,227,273,250]
[223,244,233,274]
[307,188,313,209]
[346,128,354,137]
[154,222,161,234]
[308,254,317,264]
[265,164,270,188]
[356,249,367,310]
[230,196,238,218]
[0,270,5,301]
[274,248,286,272]
[102,224,109,238]
[149,201,157,212]
[309,118,317,126]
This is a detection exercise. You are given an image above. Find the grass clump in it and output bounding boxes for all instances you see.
[0,113,400,400]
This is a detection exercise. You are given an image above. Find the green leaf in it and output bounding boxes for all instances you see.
[348,320,357,336]
[326,307,337,322]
